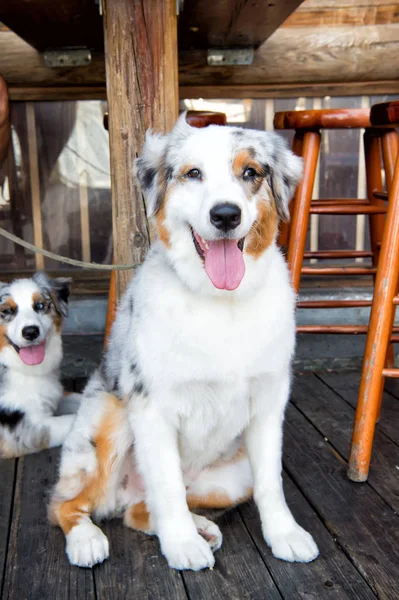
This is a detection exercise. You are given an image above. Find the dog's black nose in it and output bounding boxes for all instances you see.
[22,325,40,341]
[210,203,241,232]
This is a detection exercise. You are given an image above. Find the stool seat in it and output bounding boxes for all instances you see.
[370,100,399,127]
[274,108,371,130]
[186,110,226,127]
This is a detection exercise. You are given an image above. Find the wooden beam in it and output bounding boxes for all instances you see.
[0,32,105,86]
[178,0,305,49]
[103,0,178,297]
[179,25,399,86]
[0,0,104,51]
[283,3,399,27]
[178,80,399,99]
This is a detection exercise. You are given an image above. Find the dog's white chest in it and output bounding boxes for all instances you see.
[176,379,250,469]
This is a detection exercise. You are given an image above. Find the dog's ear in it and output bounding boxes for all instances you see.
[33,272,71,317]
[261,134,303,222]
[135,130,168,217]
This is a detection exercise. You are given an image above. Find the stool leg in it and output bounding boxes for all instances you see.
[380,130,399,373]
[348,151,399,482]
[104,261,117,350]
[364,131,384,267]
[278,132,303,250]
[287,130,321,293]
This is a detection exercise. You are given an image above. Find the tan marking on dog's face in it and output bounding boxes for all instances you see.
[154,164,172,249]
[50,394,124,535]
[0,324,10,352]
[32,291,62,332]
[245,197,278,259]
[233,149,264,196]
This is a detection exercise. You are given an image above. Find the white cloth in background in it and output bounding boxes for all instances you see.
[56,101,111,189]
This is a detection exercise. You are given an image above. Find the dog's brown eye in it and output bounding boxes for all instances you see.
[1,308,14,317]
[186,168,201,180]
[243,167,258,180]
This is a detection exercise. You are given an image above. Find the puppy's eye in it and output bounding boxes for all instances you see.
[34,302,45,312]
[243,167,258,180]
[1,308,15,317]
[186,168,201,180]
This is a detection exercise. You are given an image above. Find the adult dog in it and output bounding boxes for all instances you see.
[0,272,80,457]
[50,115,319,571]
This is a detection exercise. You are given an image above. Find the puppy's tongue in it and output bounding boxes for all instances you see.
[19,342,46,366]
[204,240,245,290]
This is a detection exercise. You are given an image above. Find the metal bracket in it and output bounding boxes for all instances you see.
[43,48,92,68]
[207,48,254,66]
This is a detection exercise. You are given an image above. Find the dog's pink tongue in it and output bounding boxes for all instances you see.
[204,239,245,290]
[19,342,46,366]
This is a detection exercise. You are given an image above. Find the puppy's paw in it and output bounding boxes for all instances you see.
[161,533,216,571]
[66,520,109,568]
[268,524,319,563]
[192,513,223,552]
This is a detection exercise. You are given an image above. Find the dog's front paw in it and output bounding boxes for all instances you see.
[66,521,109,568]
[268,524,319,563]
[161,533,216,571]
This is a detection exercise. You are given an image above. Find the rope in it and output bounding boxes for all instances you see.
[0,226,137,270]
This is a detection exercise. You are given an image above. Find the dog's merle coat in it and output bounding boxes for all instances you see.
[0,273,80,458]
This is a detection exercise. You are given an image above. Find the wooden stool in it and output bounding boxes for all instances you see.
[348,100,399,482]
[273,108,398,335]
[103,110,227,347]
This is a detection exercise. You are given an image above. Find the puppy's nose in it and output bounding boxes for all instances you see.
[210,203,241,232]
[22,325,40,341]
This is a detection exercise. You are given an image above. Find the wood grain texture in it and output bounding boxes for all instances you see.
[283,2,399,27]
[3,24,399,92]
[179,25,399,87]
[284,402,399,599]
[178,0,304,49]
[319,371,399,448]
[239,477,375,600]
[0,32,105,87]
[2,450,95,600]
[182,508,282,600]
[291,373,399,512]
[93,520,188,600]
[0,0,104,51]
[103,0,178,296]
[0,459,16,593]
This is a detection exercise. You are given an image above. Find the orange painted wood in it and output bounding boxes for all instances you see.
[274,108,371,131]
[277,132,303,248]
[348,145,399,482]
[185,111,226,127]
[301,266,377,276]
[104,263,117,350]
[309,204,386,215]
[303,250,373,259]
[297,300,373,309]
[287,130,321,292]
[297,325,399,335]
[364,131,386,268]
[381,368,399,378]
[370,100,399,127]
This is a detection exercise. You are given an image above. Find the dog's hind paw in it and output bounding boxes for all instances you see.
[191,513,223,552]
[66,521,109,568]
[268,524,319,563]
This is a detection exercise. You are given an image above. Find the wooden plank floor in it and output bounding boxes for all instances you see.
[2,371,399,600]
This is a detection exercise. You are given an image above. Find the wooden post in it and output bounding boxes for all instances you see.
[103,0,179,297]
[26,102,44,271]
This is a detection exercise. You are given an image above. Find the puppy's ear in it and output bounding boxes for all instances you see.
[262,134,303,222]
[134,130,168,217]
[33,272,71,317]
